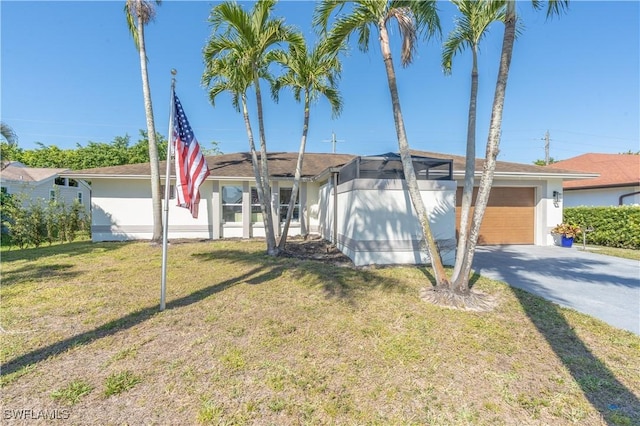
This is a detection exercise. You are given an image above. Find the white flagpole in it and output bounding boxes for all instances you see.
[160,69,177,311]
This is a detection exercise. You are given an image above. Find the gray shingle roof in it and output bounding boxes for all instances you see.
[62,151,594,180]
[1,163,68,183]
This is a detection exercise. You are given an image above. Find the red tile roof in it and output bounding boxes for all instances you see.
[547,153,640,189]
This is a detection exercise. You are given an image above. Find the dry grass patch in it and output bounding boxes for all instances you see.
[1,239,639,425]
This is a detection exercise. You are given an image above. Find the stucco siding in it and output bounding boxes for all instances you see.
[563,186,640,207]
[334,179,457,267]
[91,179,213,241]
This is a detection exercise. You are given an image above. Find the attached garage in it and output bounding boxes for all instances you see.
[456,187,535,245]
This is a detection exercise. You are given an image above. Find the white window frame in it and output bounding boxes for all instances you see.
[221,185,243,224]
[278,187,300,223]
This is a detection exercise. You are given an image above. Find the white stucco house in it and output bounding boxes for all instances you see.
[547,153,640,206]
[62,150,595,266]
[0,162,91,211]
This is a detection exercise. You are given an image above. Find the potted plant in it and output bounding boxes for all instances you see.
[551,223,581,248]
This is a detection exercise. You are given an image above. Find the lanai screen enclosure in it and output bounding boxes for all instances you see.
[319,153,457,266]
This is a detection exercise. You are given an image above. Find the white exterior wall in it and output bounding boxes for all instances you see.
[563,186,640,207]
[334,179,457,267]
[90,177,312,242]
[534,179,564,246]
[303,181,321,234]
[2,178,91,212]
[91,178,214,241]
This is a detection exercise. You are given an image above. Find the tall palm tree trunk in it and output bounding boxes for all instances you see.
[278,91,310,250]
[457,2,517,287]
[451,46,479,287]
[137,17,162,243]
[240,94,269,235]
[253,74,278,255]
[379,23,449,287]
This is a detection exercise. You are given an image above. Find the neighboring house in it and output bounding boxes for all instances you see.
[547,153,640,206]
[62,150,595,266]
[0,162,91,211]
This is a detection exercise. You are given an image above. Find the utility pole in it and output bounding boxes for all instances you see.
[544,130,550,165]
[323,131,344,153]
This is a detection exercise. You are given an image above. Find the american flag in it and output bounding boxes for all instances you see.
[173,93,210,218]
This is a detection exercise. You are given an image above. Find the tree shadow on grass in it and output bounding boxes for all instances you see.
[1,240,127,263]
[1,263,80,286]
[1,263,271,377]
[2,246,413,377]
[472,246,640,424]
[193,248,414,303]
[513,287,640,423]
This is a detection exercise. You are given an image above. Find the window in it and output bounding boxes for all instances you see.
[77,192,83,203]
[49,189,56,202]
[54,177,66,186]
[1,187,7,194]
[222,185,243,223]
[279,188,299,223]
[250,188,264,223]
[68,179,78,188]
[160,185,175,200]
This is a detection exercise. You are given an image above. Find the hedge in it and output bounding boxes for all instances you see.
[563,206,640,250]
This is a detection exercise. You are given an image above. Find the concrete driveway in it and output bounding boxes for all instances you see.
[471,245,640,335]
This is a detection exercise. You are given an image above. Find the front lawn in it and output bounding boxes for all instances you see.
[1,240,638,424]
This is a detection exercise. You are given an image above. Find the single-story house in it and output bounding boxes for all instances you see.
[546,153,640,206]
[0,162,91,211]
[62,150,595,266]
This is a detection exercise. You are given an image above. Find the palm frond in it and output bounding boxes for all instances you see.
[1,122,18,146]
[124,0,160,51]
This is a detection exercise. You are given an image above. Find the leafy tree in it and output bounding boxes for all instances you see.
[452,0,569,298]
[202,140,223,156]
[17,143,75,168]
[203,0,302,256]
[125,0,163,243]
[72,136,132,169]
[533,158,556,166]
[441,0,506,293]
[314,1,447,284]
[1,142,23,168]
[271,38,343,250]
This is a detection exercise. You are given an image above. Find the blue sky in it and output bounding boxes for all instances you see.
[1,1,638,165]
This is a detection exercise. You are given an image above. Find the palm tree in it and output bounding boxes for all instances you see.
[125,0,163,243]
[271,39,343,250]
[1,122,17,147]
[314,1,449,286]
[1,122,18,169]
[203,54,269,249]
[441,0,506,290]
[454,0,569,291]
[203,0,302,256]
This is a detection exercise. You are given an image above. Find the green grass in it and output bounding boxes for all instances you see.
[1,239,639,424]
[50,379,94,405]
[104,370,142,397]
[578,245,640,261]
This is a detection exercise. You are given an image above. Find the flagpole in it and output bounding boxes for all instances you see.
[160,69,177,312]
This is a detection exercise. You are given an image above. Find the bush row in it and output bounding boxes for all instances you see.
[563,206,640,249]
[1,192,90,248]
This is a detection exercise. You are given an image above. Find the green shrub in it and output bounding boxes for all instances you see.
[564,206,640,249]
[1,191,89,248]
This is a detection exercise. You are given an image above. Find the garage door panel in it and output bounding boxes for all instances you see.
[456,187,534,245]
